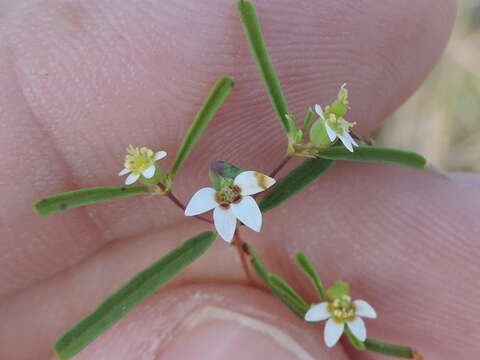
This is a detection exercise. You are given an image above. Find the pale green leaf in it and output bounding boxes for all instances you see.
[259,158,335,213]
[237,1,291,134]
[315,146,427,170]
[295,252,327,301]
[267,273,309,317]
[171,76,235,176]
[54,231,216,359]
[364,339,414,358]
[247,245,307,319]
[34,186,149,217]
[302,108,315,133]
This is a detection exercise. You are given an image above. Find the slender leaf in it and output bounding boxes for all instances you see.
[246,244,307,319]
[259,158,335,212]
[295,252,327,301]
[34,186,149,217]
[302,108,315,133]
[237,1,291,134]
[171,76,235,176]
[54,231,216,360]
[364,339,413,358]
[267,273,309,315]
[345,327,366,350]
[315,146,427,170]
[246,244,270,284]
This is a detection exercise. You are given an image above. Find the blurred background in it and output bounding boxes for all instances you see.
[375,0,480,172]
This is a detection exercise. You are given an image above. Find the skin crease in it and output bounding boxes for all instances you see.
[2,0,478,359]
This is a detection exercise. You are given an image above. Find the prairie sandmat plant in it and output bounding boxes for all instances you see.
[34,2,427,359]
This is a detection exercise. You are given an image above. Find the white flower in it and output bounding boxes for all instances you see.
[118,146,167,185]
[185,171,276,242]
[305,295,377,348]
[314,104,358,152]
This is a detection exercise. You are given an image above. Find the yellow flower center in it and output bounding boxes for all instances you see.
[124,146,155,175]
[328,295,356,323]
[326,114,355,136]
[215,185,242,209]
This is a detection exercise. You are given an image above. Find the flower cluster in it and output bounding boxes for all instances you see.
[314,103,358,152]
[311,84,358,152]
[118,146,167,185]
[305,294,377,347]
[185,170,275,242]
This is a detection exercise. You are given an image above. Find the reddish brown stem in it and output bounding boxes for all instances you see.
[269,156,291,178]
[166,191,213,224]
[234,231,254,283]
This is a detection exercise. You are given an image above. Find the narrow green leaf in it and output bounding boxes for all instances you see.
[246,244,307,319]
[267,273,309,316]
[54,231,216,360]
[364,339,413,358]
[246,244,270,283]
[302,108,315,133]
[326,281,349,300]
[345,327,366,350]
[171,76,235,176]
[315,146,427,170]
[295,252,327,301]
[259,158,335,213]
[237,1,291,134]
[34,186,149,217]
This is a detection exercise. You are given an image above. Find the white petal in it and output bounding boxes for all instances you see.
[338,133,354,152]
[354,300,377,319]
[125,173,140,185]
[142,165,156,179]
[154,151,167,161]
[347,133,359,147]
[185,188,217,216]
[305,302,330,322]
[325,122,337,142]
[231,196,262,232]
[213,206,237,243]
[234,171,276,196]
[118,168,131,176]
[347,317,367,342]
[340,132,358,152]
[324,318,344,348]
[315,104,324,118]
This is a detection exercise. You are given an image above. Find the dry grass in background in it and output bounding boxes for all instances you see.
[375,0,480,172]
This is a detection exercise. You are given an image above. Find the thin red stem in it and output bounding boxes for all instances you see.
[234,231,254,283]
[166,191,213,224]
[269,156,291,178]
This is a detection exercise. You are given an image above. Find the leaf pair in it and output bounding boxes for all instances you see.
[248,244,414,358]
[34,76,235,217]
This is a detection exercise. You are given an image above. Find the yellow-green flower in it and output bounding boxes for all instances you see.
[314,104,358,152]
[118,146,167,185]
[305,295,377,347]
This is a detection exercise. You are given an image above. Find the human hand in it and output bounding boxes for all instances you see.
[2,1,475,359]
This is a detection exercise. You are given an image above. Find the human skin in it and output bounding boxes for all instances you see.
[1,0,477,359]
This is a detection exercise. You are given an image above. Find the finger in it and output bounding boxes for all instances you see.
[2,163,479,359]
[0,0,456,296]
[448,172,480,190]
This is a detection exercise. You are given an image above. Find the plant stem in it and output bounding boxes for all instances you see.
[269,156,291,178]
[165,190,213,225]
[234,231,255,283]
